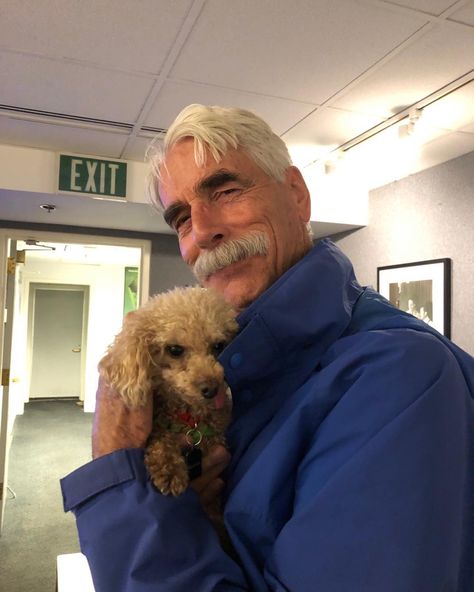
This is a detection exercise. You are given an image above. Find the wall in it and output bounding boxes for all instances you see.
[149,234,195,294]
[333,150,474,355]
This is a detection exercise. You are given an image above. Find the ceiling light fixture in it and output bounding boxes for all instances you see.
[324,149,344,175]
[398,108,423,139]
[310,70,474,167]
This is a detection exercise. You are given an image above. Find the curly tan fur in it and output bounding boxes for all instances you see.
[98,286,238,496]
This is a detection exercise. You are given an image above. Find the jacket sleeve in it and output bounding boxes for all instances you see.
[263,331,473,591]
[60,449,248,592]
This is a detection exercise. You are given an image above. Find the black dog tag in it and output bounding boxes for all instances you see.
[183,447,202,480]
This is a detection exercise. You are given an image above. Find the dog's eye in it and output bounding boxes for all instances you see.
[166,344,185,358]
[211,341,227,357]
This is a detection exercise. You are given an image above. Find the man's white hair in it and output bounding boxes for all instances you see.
[146,104,292,208]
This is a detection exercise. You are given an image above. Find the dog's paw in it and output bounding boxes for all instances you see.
[145,440,190,496]
[153,471,189,496]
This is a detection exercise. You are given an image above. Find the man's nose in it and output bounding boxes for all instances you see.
[191,202,227,248]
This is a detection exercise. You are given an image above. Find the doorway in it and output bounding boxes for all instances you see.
[0,229,151,535]
[29,284,89,400]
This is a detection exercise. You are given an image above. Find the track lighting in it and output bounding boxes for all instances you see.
[324,150,344,175]
[398,109,423,139]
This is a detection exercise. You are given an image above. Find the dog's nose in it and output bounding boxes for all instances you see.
[200,384,218,399]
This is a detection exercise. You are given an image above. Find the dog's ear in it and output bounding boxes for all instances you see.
[98,314,161,408]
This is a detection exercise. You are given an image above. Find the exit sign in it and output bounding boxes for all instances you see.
[58,154,127,199]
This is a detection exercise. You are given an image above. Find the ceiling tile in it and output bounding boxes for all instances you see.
[0,51,154,122]
[420,80,474,132]
[169,0,425,103]
[122,135,156,162]
[332,26,474,117]
[0,116,129,158]
[0,0,193,73]
[144,80,317,134]
[382,0,464,16]
[449,2,474,26]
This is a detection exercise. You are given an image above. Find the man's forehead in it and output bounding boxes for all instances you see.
[159,141,253,189]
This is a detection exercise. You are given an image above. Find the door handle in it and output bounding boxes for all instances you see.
[72,347,81,353]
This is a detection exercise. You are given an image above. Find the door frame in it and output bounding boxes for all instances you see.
[0,238,17,533]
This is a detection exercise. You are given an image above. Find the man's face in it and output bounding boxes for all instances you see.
[159,138,312,310]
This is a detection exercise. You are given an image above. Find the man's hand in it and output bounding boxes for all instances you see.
[92,377,153,459]
[92,379,230,508]
[191,445,231,506]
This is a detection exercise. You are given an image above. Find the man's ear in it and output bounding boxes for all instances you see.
[285,166,311,223]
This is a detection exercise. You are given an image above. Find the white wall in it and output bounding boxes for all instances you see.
[0,143,149,204]
[10,258,136,415]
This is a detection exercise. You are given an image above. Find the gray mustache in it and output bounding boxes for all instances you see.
[193,231,269,282]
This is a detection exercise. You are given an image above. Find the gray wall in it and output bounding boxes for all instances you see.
[149,234,195,295]
[333,150,474,355]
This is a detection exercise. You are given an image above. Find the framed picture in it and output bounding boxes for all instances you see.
[123,266,139,316]
[377,258,451,338]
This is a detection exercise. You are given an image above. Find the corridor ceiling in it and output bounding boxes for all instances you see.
[1,0,473,233]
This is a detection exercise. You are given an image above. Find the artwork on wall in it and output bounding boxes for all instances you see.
[377,258,451,338]
[123,266,139,316]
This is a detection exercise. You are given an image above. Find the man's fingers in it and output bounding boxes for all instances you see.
[200,478,225,506]
[190,445,230,495]
[202,445,231,472]
[190,459,229,493]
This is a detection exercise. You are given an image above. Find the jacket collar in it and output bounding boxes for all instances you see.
[219,239,364,405]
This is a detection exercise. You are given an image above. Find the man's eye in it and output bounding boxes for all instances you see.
[166,344,185,358]
[213,187,242,200]
[174,215,191,232]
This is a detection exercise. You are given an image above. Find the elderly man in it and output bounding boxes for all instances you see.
[61,105,474,592]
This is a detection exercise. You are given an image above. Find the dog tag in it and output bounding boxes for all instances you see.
[183,447,202,480]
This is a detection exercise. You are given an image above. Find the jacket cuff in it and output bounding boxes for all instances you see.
[60,448,146,512]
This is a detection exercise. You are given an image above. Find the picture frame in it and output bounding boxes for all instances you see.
[123,266,139,316]
[377,258,451,338]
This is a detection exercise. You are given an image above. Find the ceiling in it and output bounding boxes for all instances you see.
[1,0,473,235]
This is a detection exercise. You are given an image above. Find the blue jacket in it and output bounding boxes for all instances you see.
[61,240,474,591]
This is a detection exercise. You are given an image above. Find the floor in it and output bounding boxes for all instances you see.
[0,399,93,591]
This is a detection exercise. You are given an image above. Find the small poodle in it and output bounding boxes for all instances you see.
[99,286,238,496]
